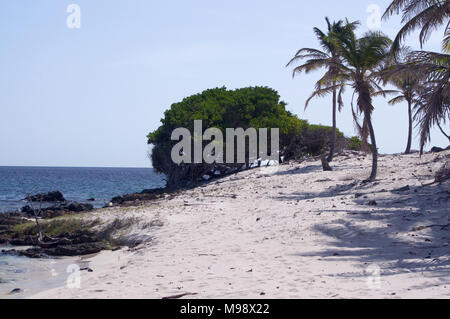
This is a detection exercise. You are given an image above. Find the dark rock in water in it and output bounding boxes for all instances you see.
[66,202,94,213]
[20,205,33,214]
[9,237,35,246]
[28,191,66,203]
[45,242,108,257]
[2,248,47,259]
[9,288,23,295]
[87,198,95,202]
[21,201,94,219]
[111,188,167,206]
[2,242,108,258]
[431,147,445,153]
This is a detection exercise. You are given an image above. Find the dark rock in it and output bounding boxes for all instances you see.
[9,237,35,246]
[111,196,124,205]
[9,288,23,295]
[431,147,445,153]
[2,248,46,259]
[21,201,94,219]
[355,193,364,198]
[111,193,160,206]
[28,191,66,203]
[394,185,410,192]
[368,200,378,206]
[21,205,33,214]
[3,242,108,258]
[66,203,94,213]
[87,198,95,202]
[321,155,333,171]
[46,242,107,256]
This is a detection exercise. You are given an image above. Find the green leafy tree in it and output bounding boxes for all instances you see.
[147,87,308,188]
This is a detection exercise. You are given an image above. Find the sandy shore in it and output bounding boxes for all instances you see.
[32,150,450,299]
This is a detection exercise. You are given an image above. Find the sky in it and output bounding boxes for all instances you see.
[0,0,448,168]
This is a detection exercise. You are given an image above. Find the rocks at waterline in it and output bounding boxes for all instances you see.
[0,214,29,244]
[27,191,66,203]
[21,202,94,218]
[111,188,168,206]
[2,242,108,258]
[430,146,450,153]
[1,229,110,258]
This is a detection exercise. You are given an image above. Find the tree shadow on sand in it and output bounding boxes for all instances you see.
[276,180,450,285]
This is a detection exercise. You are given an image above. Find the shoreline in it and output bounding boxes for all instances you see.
[28,150,450,299]
[0,247,88,299]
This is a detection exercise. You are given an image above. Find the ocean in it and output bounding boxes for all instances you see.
[0,166,165,297]
[0,166,166,213]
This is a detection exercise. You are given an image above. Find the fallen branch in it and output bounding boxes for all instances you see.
[411,224,450,232]
[162,292,198,300]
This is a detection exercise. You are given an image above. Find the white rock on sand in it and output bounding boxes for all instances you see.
[32,151,450,299]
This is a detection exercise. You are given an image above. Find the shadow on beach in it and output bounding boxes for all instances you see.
[273,179,450,284]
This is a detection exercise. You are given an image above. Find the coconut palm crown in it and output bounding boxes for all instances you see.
[286,18,359,163]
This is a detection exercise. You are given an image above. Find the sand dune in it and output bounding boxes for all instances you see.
[32,150,450,299]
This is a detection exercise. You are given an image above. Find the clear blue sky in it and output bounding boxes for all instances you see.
[0,0,447,167]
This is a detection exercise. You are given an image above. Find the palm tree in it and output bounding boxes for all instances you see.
[409,51,450,151]
[386,51,449,152]
[383,1,449,152]
[309,30,392,181]
[286,18,358,163]
[383,0,450,53]
[387,81,420,154]
[381,48,421,154]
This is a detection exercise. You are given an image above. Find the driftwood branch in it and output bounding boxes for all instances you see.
[162,292,198,300]
[25,188,43,241]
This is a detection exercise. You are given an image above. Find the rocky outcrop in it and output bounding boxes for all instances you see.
[111,188,168,206]
[1,228,111,258]
[21,202,94,218]
[2,242,108,258]
[27,191,66,203]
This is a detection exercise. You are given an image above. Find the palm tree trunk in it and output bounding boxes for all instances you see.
[365,111,378,182]
[437,122,450,142]
[405,100,413,154]
[327,88,337,162]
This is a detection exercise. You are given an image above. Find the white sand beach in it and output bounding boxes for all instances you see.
[32,150,450,299]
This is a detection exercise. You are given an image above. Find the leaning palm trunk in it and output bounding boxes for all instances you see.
[365,111,378,181]
[327,87,337,162]
[357,80,379,181]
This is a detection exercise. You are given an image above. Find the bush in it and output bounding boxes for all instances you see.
[348,136,363,151]
[148,87,309,188]
[148,86,353,188]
